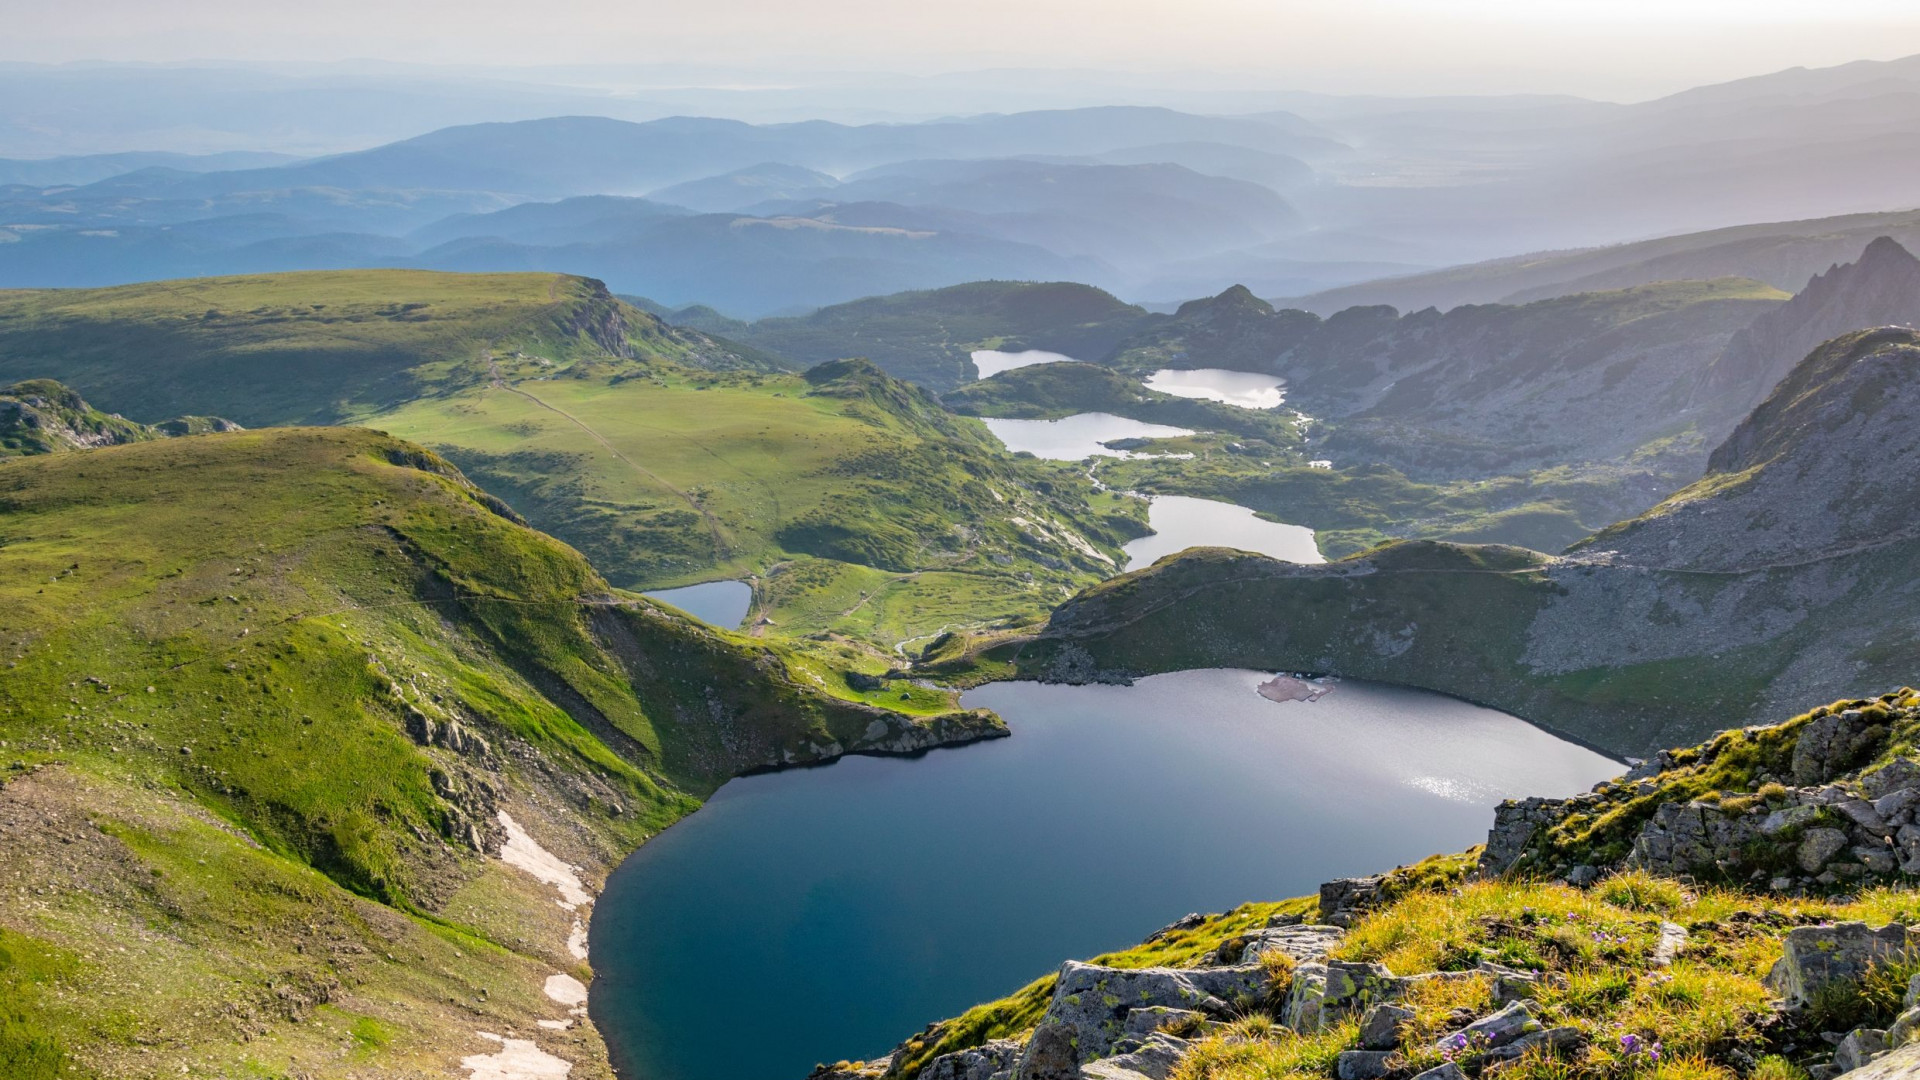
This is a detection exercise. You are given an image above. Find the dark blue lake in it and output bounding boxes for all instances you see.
[589,670,1619,1080]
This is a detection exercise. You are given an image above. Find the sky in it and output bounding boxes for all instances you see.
[6,0,1920,99]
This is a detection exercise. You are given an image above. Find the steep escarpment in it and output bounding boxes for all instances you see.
[818,690,1920,1080]
[0,426,999,1079]
[986,328,1920,757]
[1587,327,1920,572]
[1707,236,1920,418]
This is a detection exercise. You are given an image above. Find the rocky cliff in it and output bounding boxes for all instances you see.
[1707,236,1920,419]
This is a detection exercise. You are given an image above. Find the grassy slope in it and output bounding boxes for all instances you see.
[0,426,992,1079]
[369,360,1146,651]
[0,270,766,427]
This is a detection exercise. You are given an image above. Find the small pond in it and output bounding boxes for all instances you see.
[641,580,753,629]
[981,412,1195,460]
[1145,367,1287,409]
[590,671,1619,1080]
[1123,495,1322,569]
[971,349,1081,379]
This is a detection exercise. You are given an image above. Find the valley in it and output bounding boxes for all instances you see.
[9,43,1920,1080]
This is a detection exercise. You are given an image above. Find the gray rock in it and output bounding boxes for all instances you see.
[1760,805,1823,836]
[1411,1065,1467,1080]
[1359,1004,1416,1050]
[1875,788,1920,820]
[1483,1027,1585,1063]
[1084,1034,1189,1080]
[1284,961,1403,1032]
[1267,912,1306,928]
[1445,1000,1543,1049]
[1319,876,1385,923]
[1018,1020,1079,1080]
[1336,1051,1396,1080]
[1841,1043,1920,1080]
[1034,961,1264,1064]
[1802,828,1852,872]
[1793,710,1882,786]
[1144,914,1208,944]
[1239,925,1346,965]
[1896,827,1920,875]
[1652,921,1690,967]
[1839,800,1892,835]
[1889,1006,1920,1048]
[1769,923,1913,1006]
[1564,864,1600,887]
[923,1039,1021,1080]
[1837,1029,1891,1073]
[1123,1008,1202,1038]
[1865,760,1920,800]
[1809,1065,1843,1080]
[1859,845,1900,876]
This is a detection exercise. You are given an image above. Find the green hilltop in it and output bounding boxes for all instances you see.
[0,270,776,427]
[0,423,999,1079]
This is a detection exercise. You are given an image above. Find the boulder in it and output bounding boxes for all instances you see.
[1483,1027,1584,1064]
[1335,1051,1396,1080]
[1865,759,1920,800]
[1319,877,1385,925]
[1888,1006,1920,1048]
[1031,961,1263,1065]
[922,1039,1021,1080]
[1284,961,1403,1032]
[1837,1029,1891,1073]
[1800,828,1852,873]
[1793,710,1884,786]
[1017,1020,1079,1080]
[1359,1004,1416,1050]
[1441,1000,1542,1049]
[1768,922,1913,1006]
[1411,1065,1467,1080]
[1084,1034,1189,1080]
[1842,1043,1920,1080]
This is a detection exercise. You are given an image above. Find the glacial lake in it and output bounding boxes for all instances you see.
[641,580,753,629]
[971,348,1081,378]
[1124,495,1323,569]
[590,670,1620,1080]
[1145,368,1287,409]
[982,412,1195,459]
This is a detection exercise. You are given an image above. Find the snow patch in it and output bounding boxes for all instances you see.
[497,812,592,910]
[462,1033,572,1080]
[566,918,588,960]
[544,973,589,1006]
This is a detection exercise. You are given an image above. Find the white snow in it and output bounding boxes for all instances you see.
[462,1033,573,1080]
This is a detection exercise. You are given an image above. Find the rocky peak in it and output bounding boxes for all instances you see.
[1584,326,1920,571]
[1707,235,1920,416]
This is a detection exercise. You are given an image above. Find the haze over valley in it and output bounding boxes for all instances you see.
[10,7,1920,1080]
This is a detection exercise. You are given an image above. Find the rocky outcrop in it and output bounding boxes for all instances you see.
[1480,694,1920,894]
[0,378,240,458]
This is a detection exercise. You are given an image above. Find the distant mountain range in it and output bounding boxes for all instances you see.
[10,55,1920,314]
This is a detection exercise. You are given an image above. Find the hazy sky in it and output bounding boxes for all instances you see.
[8,0,1920,99]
